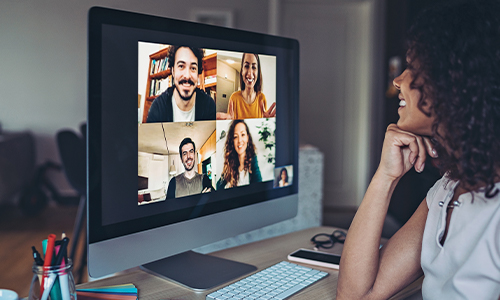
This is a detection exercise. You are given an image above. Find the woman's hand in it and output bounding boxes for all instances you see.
[337,124,434,299]
[261,101,276,118]
[378,124,437,181]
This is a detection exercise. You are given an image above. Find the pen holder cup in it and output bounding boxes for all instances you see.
[28,259,76,300]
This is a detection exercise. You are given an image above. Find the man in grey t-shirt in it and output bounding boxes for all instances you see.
[166,137,213,198]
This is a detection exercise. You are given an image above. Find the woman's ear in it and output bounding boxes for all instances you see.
[420,98,434,117]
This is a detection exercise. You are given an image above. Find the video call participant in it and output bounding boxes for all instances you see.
[167,138,213,198]
[217,53,276,120]
[275,167,289,188]
[146,46,216,123]
[217,120,262,189]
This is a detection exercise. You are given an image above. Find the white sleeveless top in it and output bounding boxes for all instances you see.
[421,176,500,299]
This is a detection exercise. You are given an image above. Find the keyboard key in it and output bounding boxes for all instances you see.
[274,283,308,300]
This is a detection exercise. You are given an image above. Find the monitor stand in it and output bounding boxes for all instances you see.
[140,250,257,291]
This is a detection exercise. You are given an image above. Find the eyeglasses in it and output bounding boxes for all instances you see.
[310,230,346,250]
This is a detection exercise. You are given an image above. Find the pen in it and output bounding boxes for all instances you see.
[56,238,71,300]
[40,234,56,296]
[49,244,66,300]
[32,246,44,266]
[55,238,69,266]
[32,246,44,285]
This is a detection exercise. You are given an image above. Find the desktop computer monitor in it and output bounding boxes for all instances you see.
[87,7,299,290]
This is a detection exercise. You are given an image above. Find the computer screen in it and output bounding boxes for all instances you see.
[87,7,299,289]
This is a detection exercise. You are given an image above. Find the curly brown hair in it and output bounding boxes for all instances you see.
[167,45,205,75]
[406,0,500,197]
[222,120,257,188]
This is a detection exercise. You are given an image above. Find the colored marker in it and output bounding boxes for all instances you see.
[40,273,57,300]
[40,234,56,296]
[42,239,48,255]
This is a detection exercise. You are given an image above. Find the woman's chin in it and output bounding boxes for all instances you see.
[396,121,432,136]
[245,86,254,92]
[397,123,416,134]
[396,120,410,131]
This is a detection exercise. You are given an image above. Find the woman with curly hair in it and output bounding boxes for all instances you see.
[217,120,262,189]
[337,1,500,299]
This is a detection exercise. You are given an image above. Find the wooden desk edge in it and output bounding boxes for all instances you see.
[78,226,422,299]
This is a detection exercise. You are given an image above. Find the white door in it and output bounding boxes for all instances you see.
[281,0,383,212]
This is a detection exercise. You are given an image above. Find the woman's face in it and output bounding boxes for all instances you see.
[233,122,249,157]
[393,67,435,136]
[241,54,258,91]
[281,170,286,181]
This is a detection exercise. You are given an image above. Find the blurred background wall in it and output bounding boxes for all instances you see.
[0,0,385,220]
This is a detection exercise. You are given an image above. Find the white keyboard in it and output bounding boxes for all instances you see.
[206,261,329,300]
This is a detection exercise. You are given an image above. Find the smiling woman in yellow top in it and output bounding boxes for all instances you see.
[218,53,276,120]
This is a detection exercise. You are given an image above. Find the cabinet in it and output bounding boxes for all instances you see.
[197,130,216,173]
[202,52,217,104]
[142,49,217,123]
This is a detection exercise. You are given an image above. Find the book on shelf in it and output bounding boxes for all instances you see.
[162,57,168,71]
[150,59,156,75]
[150,57,169,75]
[150,80,155,97]
[149,77,171,97]
[205,75,217,85]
